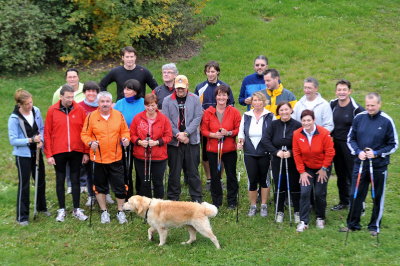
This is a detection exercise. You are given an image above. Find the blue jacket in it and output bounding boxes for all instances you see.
[238,73,266,110]
[114,97,145,127]
[347,110,398,168]
[8,106,44,157]
[194,80,235,110]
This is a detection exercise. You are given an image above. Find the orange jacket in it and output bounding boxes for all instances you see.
[81,108,130,164]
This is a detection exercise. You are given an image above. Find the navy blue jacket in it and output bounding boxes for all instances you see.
[347,110,398,168]
[194,80,235,110]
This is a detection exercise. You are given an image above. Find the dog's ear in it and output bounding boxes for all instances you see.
[135,196,144,214]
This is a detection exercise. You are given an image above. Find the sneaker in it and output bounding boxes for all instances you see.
[361,202,366,217]
[101,210,110,224]
[260,204,268,217]
[294,212,300,224]
[316,218,325,229]
[105,194,115,204]
[56,208,66,222]
[18,221,29,226]
[80,186,88,193]
[40,210,52,217]
[247,205,257,217]
[73,208,88,221]
[116,211,127,224]
[205,180,211,191]
[276,212,284,223]
[296,221,308,232]
[85,196,96,207]
[66,187,72,194]
[331,204,348,211]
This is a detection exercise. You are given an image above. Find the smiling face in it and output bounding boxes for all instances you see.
[122,52,137,69]
[65,71,79,90]
[175,87,188,98]
[19,97,33,113]
[145,102,158,116]
[84,89,98,103]
[336,84,351,102]
[216,91,229,107]
[162,69,177,83]
[251,95,264,111]
[98,95,112,115]
[303,82,318,101]
[254,59,268,75]
[206,67,219,83]
[278,103,292,122]
[124,88,137,98]
[301,115,315,132]
[365,97,381,116]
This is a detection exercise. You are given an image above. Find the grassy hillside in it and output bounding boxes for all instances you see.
[0,0,399,264]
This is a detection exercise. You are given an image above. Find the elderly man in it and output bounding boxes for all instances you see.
[100,46,158,100]
[162,75,203,202]
[44,85,89,222]
[81,91,130,224]
[238,55,268,110]
[153,63,179,110]
[340,92,398,236]
[52,68,85,104]
[292,77,334,132]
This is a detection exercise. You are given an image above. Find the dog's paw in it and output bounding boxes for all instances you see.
[181,241,188,245]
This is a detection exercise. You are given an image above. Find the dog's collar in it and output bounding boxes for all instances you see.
[144,200,152,223]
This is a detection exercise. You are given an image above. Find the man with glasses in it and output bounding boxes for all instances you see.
[238,55,268,110]
[153,63,179,110]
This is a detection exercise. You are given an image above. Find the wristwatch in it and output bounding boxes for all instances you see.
[321,167,328,171]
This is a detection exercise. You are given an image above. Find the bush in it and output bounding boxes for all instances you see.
[0,0,57,72]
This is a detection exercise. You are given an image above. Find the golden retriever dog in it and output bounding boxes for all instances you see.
[123,195,220,249]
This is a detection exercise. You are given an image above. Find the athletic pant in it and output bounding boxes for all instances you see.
[15,151,47,222]
[299,167,330,224]
[208,151,238,207]
[243,154,270,190]
[134,158,167,199]
[271,156,300,213]
[167,144,202,202]
[93,160,126,199]
[122,143,134,199]
[333,140,355,205]
[66,163,87,187]
[53,151,83,209]
[347,163,387,232]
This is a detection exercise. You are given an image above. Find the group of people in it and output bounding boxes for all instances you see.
[8,47,397,238]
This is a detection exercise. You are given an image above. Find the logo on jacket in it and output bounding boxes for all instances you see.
[378,126,382,130]
[299,138,305,142]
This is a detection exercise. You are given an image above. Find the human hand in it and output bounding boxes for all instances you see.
[82,154,89,164]
[244,97,252,105]
[316,169,328,183]
[299,172,311,186]
[47,157,56,165]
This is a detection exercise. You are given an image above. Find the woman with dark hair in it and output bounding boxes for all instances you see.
[264,101,302,222]
[237,91,273,217]
[201,85,241,208]
[292,109,335,232]
[8,89,49,225]
[130,94,172,198]
[115,79,145,197]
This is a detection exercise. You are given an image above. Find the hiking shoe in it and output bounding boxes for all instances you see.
[56,208,66,222]
[101,210,110,224]
[294,212,300,224]
[331,204,348,211]
[276,212,284,223]
[296,221,308,232]
[18,221,29,226]
[339,227,353,232]
[73,208,88,221]
[260,204,268,217]
[66,187,72,194]
[105,194,115,204]
[116,211,127,224]
[370,231,378,237]
[85,196,96,207]
[248,205,257,216]
[316,218,325,229]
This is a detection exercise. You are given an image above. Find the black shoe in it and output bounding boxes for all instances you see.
[331,204,348,211]
[228,204,237,210]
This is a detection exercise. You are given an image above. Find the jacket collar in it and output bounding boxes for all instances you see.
[266,83,284,97]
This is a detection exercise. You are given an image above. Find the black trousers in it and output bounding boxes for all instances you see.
[333,140,355,205]
[134,158,167,199]
[167,144,202,202]
[299,167,330,224]
[347,163,387,232]
[208,151,238,207]
[271,156,300,213]
[53,151,83,209]
[93,160,126,199]
[15,151,47,222]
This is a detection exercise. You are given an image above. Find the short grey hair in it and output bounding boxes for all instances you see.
[162,63,178,74]
[60,84,74,96]
[366,92,381,103]
[97,91,113,101]
[304,77,319,88]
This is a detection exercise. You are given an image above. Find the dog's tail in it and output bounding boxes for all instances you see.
[202,202,218,218]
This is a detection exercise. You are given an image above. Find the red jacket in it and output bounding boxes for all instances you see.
[130,110,172,161]
[44,101,87,158]
[201,106,241,153]
[292,125,335,173]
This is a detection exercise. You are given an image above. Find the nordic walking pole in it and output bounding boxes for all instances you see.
[124,145,133,221]
[274,150,284,222]
[365,148,379,245]
[236,150,242,223]
[89,151,96,227]
[284,146,292,226]
[345,160,364,245]
[33,145,40,220]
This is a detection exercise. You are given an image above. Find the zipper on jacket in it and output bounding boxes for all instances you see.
[66,108,71,152]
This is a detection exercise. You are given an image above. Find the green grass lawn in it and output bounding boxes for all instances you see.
[1,0,400,264]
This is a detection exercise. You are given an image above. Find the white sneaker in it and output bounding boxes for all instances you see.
[85,196,96,207]
[56,208,66,222]
[276,212,284,223]
[80,186,88,193]
[73,208,88,221]
[260,204,268,217]
[296,221,308,232]
[294,212,300,224]
[316,218,325,229]
[247,205,257,217]
[116,211,127,224]
[105,194,115,204]
[101,210,110,224]
[66,187,72,194]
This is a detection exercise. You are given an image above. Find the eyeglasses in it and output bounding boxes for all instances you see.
[255,64,266,67]
[163,71,175,75]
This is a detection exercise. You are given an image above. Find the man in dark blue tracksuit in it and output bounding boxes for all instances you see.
[343,93,398,236]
